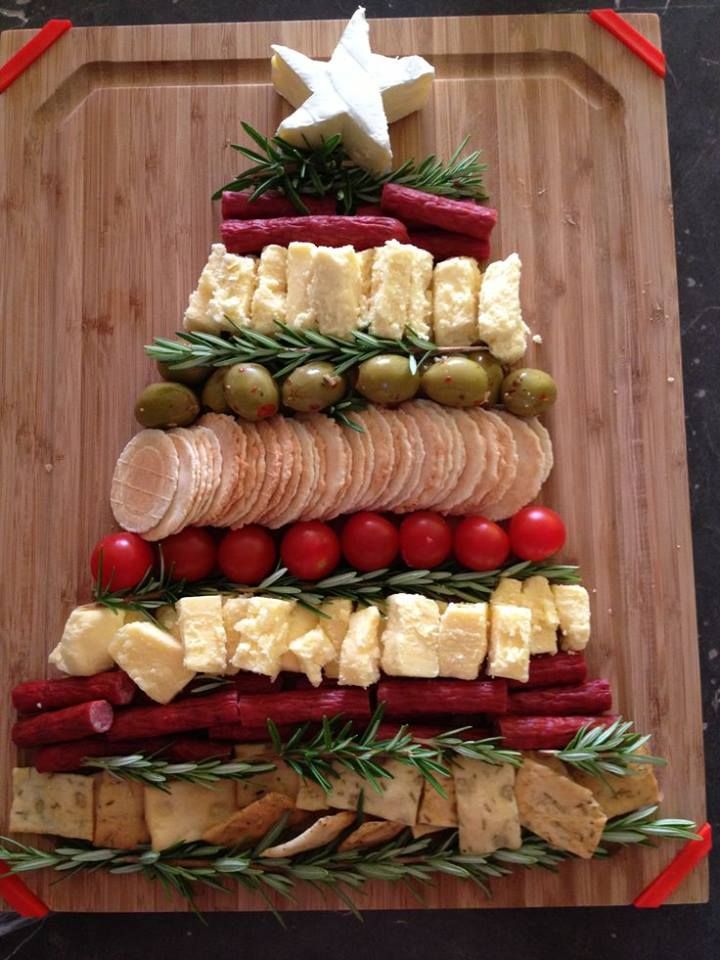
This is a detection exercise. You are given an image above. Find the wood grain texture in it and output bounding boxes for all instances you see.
[0,13,706,911]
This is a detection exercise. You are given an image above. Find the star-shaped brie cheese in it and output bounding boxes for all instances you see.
[271,7,434,173]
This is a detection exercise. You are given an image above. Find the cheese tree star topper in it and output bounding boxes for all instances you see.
[271,7,434,173]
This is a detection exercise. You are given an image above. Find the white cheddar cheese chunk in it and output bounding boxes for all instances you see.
[522,576,560,655]
[489,577,524,606]
[94,773,149,849]
[437,602,488,680]
[176,594,227,675]
[110,620,194,704]
[156,604,181,641]
[230,597,294,679]
[338,605,382,688]
[289,626,337,687]
[311,245,362,339]
[357,247,375,324]
[380,594,440,678]
[552,585,591,652]
[251,244,287,333]
[453,758,521,855]
[326,760,423,825]
[222,596,252,675]
[49,604,126,676]
[318,598,352,679]
[286,242,317,329]
[417,775,458,827]
[10,768,94,840]
[367,240,433,339]
[184,243,257,333]
[487,603,531,683]
[432,257,482,346]
[477,252,529,363]
[279,604,319,673]
[144,781,236,852]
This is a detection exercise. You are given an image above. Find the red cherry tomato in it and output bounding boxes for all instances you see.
[280,521,341,581]
[159,528,217,582]
[454,516,511,571]
[90,532,155,591]
[399,512,453,569]
[341,512,400,572]
[509,506,567,561]
[218,526,277,585]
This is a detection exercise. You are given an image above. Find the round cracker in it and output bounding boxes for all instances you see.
[297,414,351,521]
[330,416,375,517]
[483,412,544,520]
[383,405,427,511]
[110,430,179,534]
[267,418,320,528]
[189,425,223,526]
[228,420,279,528]
[223,422,266,528]
[368,408,415,510]
[143,430,201,540]
[391,401,450,513]
[453,409,501,514]
[255,416,300,526]
[198,414,244,526]
[352,407,397,512]
[436,409,488,514]
[181,426,210,526]
[526,417,554,483]
[417,402,467,511]
[474,409,518,513]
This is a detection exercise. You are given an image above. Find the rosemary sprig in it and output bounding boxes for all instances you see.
[594,805,700,852]
[213,123,488,212]
[82,755,276,791]
[549,718,667,780]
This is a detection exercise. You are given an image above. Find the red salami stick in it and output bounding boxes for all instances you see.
[497,714,618,750]
[237,689,370,727]
[107,690,238,741]
[221,190,338,219]
[381,183,497,239]
[508,680,612,716]
[377,678,508,718]
[232,673,283,694]
[208,722,292,742]
[374,722,491,742]
[408,230,490,262]
[34,736,232,772]
[12,670,136,713]
[507,653,587,690]
[12,700,113,747]
[221,216,408,254]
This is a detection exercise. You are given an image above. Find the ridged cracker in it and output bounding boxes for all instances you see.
[483,412,544,520]
[110,430,179,534]
[436,409,488,515]
[143,429,200,540]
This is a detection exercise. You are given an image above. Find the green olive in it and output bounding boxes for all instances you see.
[472,352,504,405]
[201,368,230,413]
[281,362,347,413]
[355,355,421,405]
[156,360,211,386]
[224,363,280,421]
[134,382,200,429]
[501,368,557,417]
[420,356,489,408]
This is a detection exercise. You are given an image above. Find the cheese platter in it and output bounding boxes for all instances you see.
[0,10,707,914]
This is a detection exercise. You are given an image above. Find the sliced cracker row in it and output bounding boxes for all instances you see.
[436,408,488,515]
[420,403,468,503]
[526,417,554,484]
[143,429,201,541]
[383,405,427,511]
[352,407,397,512]
[267,418,320,528]
[475,410,518,514]
[450,409,501,515]
[185,425,218,526]
[483,412,545,520]
[256,417,301,526]
[297,414,352,521]
[376,409,417,509]
[391,401,451,512]
[199,414,245,526]
[330,415,376,518]
[225,422,267,529]
[111,430,180,535]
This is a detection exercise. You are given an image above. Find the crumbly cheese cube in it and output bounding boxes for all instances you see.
[144,781,236,851]
[94,772,149,849]
[109,620,194,704]
[184,243,257,333]
[338,605,382,688]
[10,768,94,840]
[477,252,529,363]
[311,245,362,339]
[570,748,661,819]
[417,775,458,827]
[250,244,287,333]
[380,594,440,678]
[453,759,521,855]
[221,596,252,675]
[285,242,317,329]
[515,759,606,859]
[552,585,591,651]
[367,240,433,339]
[490,578,524,606]
[235,758,300,809]
[318,598,353,679]
[279,604,319,673]
[437,602,488,680]
[432,257,482,346]
[522,576,560,655]
[48,604,126,676]
[289,626,337,687]
[230,597,294,679]
[176,594,227,675]
[326,761,423,825]
[156,604,181,640]
[487,603,531,683]
[357,247,375,325]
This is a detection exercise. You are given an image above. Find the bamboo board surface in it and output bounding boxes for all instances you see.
[0,13,707,911]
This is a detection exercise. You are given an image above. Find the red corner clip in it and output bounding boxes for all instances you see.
[589,9,666,78]
[0,18,72,94]
[0,861,49,918]
[634,822,712,908]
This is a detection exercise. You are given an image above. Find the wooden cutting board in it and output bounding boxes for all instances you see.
[0,13,707,912]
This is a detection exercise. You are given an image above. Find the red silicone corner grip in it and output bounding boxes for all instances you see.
[0,861,50,918]
[589,9,666,78]
[0,18,72,94]
[634,822,712,908]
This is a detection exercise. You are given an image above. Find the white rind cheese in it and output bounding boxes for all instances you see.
[437,602,489,680]
[432,257,482,346]
[338,605,382,688]
[184,243,257,333]
[49,604,126,676]
[285,242,318,329]
[477,253,529,363]
[552,585,591,651]
[522,576,560,655]
[453,759,521,855]
[10,768,95,840]
[176,594,228,675]
[381,594,440,678]
[367,240,433,339]
[311,246,363,339]
[417,775,458,827]
[144,781,236,852]
[251,244,287,333]
[109,620,194,704]
[487,602,531,683]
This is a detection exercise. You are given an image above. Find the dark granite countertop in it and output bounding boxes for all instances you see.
[0,1,717,957]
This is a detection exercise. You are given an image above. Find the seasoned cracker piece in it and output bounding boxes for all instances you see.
[10,768,95,840]
[453,759,521,855]
[570,749,661,818]
[260,812,356,858]
[95,773,150,848]
[145,780,236,850]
